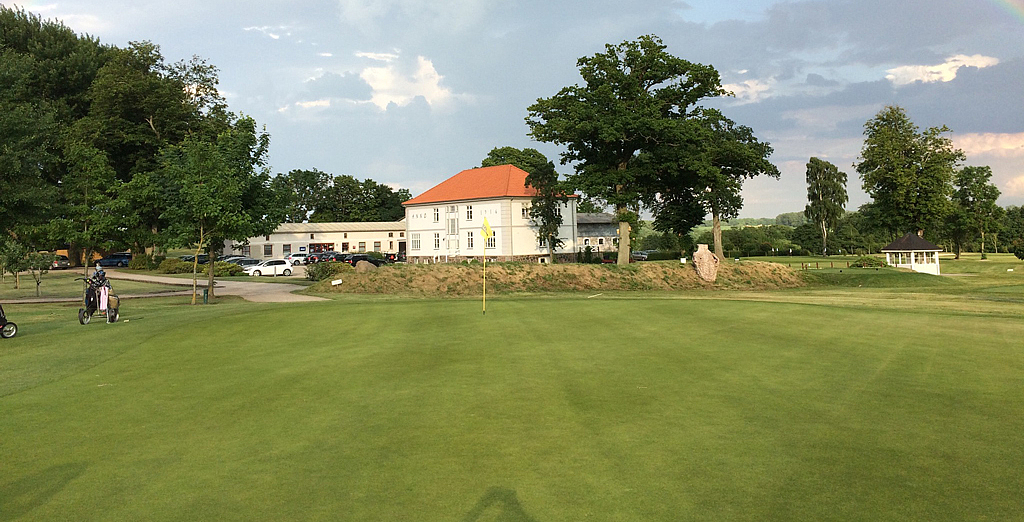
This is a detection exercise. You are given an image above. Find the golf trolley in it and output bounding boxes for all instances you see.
[76,277,120,324]
[0,303,16,338]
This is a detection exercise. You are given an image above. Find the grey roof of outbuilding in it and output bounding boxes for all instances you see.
[274,220,405,233]
[881,233,942,252]
[576,212,616,224]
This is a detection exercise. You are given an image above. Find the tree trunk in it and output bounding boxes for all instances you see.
[981,230,986,255]
[207,248,216,299]
[712,212,724,261]
[820,221,829,256]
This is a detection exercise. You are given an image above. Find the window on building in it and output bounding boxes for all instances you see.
[283,244,291,255]
[434,233,440,250]
[521,205,529,218]
[433,208,439,222]
[358,242,366,252]
[263,244,273,257]
[486,234,496,249]
[598,238,605,246]
[400,232,405,238]
[265,236,270,241]
[241,245,251,257]
[374,241,381,252]
[584,238,591,246]
[389,241,394,250]
[449,218,457,235]
[310,234,315,240]
[467,231,474,249]
[341,242,349,252]
[539,237,547,247]
[389,232,394,237]
[344,233,348,239]
[554,206,561,217]
[411,233,421,250]
[448,205,457,213]
[466,205,473,220]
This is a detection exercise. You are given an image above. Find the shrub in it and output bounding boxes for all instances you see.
[646,250,682,261]
[157,258,193,274]
[128,255,153,270]
[1014,246,1024,261]
[305,261,353,281]
[202,261,244,277]
[850,256,887,268]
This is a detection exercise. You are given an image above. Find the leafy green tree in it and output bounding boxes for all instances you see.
[947,166,1001,258]
[277,168,333,222]
[775,212,807,227]
[1002,206,1024,252]
[160,116,284,302]
[527,35,726,264]
[804,157,848,255]
[688,109,774,259]
[855,106,963,239]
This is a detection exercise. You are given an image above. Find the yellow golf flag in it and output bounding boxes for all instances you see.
[481,217,493,239]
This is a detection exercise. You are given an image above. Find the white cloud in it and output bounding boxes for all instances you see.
[296,99,331,109]
[243,26,291,40]
[781,104,878,131]
[318,53,334,58]
[885,54,999,86]
[954,132,1024,158]
[1005,176,1024,197]
[355,51,400,62]
[360,56,452,110]
[722,78,775,104]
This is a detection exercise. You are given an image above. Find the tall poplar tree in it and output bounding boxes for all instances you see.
[804,157,848,255]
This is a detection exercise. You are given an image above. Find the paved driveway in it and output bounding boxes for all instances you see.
[106,269,327,303]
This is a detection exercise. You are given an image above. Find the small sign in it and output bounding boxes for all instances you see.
[299,246,306,252]
[331,278,344,286]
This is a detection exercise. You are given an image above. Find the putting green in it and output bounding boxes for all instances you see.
[1,296,1022,520]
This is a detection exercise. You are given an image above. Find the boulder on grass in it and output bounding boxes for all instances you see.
[355,260,378,272]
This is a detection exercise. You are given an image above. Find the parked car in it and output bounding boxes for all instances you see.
[229,257,261,267]
[179,254,209,264]
[50,254,71,270]
[630,251,648,261]
[284,253,309,265]
[383,252,406,263]
[96,252,133,267]
[218,254,244,262]
[243,259,293,277]
[344,253,386,267]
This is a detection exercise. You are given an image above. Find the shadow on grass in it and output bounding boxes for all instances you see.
[0,462,87,521]
[463,487,539,522]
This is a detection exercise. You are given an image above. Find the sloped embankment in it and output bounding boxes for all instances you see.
[311,260,804,296]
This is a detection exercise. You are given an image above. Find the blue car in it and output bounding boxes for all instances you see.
[96,253,132,267]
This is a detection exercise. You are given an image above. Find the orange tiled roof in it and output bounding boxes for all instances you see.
[403,165,538,206]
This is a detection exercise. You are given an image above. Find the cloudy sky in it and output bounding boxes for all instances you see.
[7,0,1024,218]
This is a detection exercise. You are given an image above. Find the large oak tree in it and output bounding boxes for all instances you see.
[527,35,726,264]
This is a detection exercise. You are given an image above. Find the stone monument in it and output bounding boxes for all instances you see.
[693,244,719,282]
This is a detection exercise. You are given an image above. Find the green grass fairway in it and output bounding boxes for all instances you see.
[2,295,1023,521]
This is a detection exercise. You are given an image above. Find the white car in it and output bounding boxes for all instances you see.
[243,259,294,277]
[284,253,309,265]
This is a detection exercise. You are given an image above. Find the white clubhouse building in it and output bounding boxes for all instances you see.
[228,165,587,263]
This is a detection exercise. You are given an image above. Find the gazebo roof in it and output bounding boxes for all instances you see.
[881,233,942,252]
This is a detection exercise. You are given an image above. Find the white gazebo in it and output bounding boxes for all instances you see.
[881,233,942,275]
